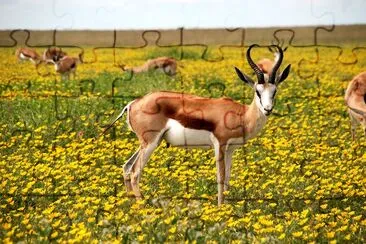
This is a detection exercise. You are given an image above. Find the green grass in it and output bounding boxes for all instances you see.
[0,46,365,243]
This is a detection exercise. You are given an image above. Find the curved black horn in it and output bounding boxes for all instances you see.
[269,45,283,84]
[246,44,264,84]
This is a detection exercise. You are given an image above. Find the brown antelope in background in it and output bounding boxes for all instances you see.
[54,52,84,80]
[345,71,366,139]
[15,47,42,67]
[121,57,177,76]
[257,46,288,76]
[43,47,67,64]
[102,44,291,205]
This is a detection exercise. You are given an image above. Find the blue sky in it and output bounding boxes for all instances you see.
[1,0,365,29]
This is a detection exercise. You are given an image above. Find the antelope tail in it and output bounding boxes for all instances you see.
[99,102,133,138]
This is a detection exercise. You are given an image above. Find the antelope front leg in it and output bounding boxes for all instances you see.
[224,147,235,192]
[349,113,358,141]
[216,158,225,205]
[215,144,226,205]
[351,124,356,141]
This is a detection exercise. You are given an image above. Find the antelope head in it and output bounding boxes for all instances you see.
[235,44,291,116]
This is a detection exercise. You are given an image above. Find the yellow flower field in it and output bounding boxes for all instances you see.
[0,45,365,242]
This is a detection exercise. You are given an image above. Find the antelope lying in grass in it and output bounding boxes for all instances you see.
[120,57,177,76]
[43,47,67,64]
[54,52,83,80]
[15,47,42,67]
[257,46,288,76]
[103,45,291,205]
[345,71,366,139]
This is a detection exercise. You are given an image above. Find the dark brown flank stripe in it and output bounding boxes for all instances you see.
[137,92,249,137]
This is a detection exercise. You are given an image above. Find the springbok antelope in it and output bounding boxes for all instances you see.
[54,52,83,80]
[121,57,177,76]
[103,45,291,205]
[257,46,288,76]
[15,47,42,66]
[43,47,67,64]
[344,71,366,139]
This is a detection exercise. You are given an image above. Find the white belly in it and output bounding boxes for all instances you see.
[20,53,29,60]
[163,119,212,148]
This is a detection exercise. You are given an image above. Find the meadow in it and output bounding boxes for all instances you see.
[0,45,365,243]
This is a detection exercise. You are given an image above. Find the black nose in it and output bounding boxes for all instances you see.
[264,108,273,113]
[264,108,273,115]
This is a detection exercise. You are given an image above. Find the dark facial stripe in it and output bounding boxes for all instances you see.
[256,90,264,107]
[256,90,261,99]
[272,90,277,98]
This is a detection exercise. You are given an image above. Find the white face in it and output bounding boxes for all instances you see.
[255,83,277,116]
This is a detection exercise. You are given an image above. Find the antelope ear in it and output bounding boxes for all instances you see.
[235,67,255,88]
[277,64,291,84]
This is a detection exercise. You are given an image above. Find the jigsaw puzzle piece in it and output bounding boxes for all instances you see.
[178,29,209,61]
[295,46,319,79]
[314,25,366,65]
[144,29,184,60]
[352,46,366,67]
[111,75,136,102]
[26,30,55,48]
[0,30,30,47]
[53,29,109,66]
[181,28,245,62]
[114,30,160,67]
[114,29,183,70]
[9,29,31,47]
[271,29,295,49]
[201,28,246,61]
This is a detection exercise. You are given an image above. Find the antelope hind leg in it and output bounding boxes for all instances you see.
[123,148,140,192]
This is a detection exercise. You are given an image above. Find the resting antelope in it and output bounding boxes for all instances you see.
[257,46,288,76]
[344,71,366,139]
[15,47,42,67]
[43,47,67,64]
[103,45,291,205]
[54,52,83,80]
[121,57,177,76]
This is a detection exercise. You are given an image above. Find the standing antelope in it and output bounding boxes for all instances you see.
[43,47,67,64]
[103,45,291,205]
[344,71,366,139]
[121,57,177,76]
[15,47,42,67]
[54,52,83,80]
